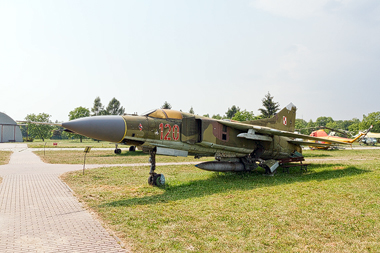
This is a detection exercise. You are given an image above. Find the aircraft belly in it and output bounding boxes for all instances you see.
[260,136,299,160]
[198,141,253,156]
[142,139,216,156]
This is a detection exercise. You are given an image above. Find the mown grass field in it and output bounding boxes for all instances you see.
[34,150,213,164]
[0,151,12,165]
[60,149,380,252]
[27,139,117,148]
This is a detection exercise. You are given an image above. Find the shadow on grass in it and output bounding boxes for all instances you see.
[303,153,332,158]
[101,164,369,208]
[92,151,148,158]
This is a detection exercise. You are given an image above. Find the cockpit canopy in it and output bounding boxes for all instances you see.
[143,109,183,120]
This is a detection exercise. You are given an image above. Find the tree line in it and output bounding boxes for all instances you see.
[161,92,280,121]
[22,97,125,141]
[21,93,380,141]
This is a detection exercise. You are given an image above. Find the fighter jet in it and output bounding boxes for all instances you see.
[51,103,351,186]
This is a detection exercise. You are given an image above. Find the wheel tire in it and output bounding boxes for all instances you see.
[148,174,165,186]
[155,174,165,186]
[114,149,121,154]
[129,146,136,152]
[148,175,154,186]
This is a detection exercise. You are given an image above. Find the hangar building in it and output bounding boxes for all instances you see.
[0,112,23,142]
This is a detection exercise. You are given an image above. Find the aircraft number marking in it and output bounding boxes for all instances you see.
[164,124,171,140]
[172,125,180,140]
[159,123,180,141]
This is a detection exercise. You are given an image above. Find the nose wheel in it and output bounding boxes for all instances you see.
[148,149,165,186]
[114,144,122,154]
[148,173,165,186]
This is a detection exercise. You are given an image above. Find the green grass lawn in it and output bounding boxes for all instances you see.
[0,151,12,165]
[27,139,118,148]
[34,150,213,164]
[61,149,380,252]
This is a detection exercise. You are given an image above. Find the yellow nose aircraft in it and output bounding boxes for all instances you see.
[306,127,372,150]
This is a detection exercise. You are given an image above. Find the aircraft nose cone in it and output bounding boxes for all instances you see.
[62,116,126,143]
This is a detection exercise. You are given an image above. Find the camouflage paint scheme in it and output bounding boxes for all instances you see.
[54,103,350,185]
[120,106,300,159]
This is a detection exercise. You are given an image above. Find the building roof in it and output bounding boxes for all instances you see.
[0,112,18,125]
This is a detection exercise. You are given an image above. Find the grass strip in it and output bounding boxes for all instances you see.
[34,150,212,164]
[0,151,12,165]
[62,149,380,252]
[27,139,118,148]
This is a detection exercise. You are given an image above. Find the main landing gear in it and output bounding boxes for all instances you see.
[114,145,136,154]
[148,149,165,186]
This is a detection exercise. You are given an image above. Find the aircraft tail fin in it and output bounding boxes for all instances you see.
[244,103,297,132]
[348,125,373,143]
[347,133,365,143]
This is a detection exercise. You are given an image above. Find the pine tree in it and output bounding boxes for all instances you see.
[225,105,240,119]
[259,92,280,118]
[91,97,105,116]
[106,98,125,115]
[161,101,172,109]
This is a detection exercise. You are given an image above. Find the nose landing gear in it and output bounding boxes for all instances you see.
[114,144,122,154]
[147,149,165,186]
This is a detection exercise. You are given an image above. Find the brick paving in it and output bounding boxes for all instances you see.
[0,144,127,252]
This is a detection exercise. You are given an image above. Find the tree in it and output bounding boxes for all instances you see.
[212,114,223,120]
[68,107,90,142]
[203,113,210,118]
[295,119,308,134]
[91,96,105,116]
[338,119,360,133]
[325,121,339,135]
[105,97,125,115]
[226,105,240,119]
[305,120,315,135]
[232,110,255,121]
[161,101,172,109]
[347,118,361,133]
[259,92,280,118]
[315,116,334,128]
[69,106,90,120]
[51,128,62,140]
[189,106,194,114]
[360,111,380,133]
[24,113,54,141]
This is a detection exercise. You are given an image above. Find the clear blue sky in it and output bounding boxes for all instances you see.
[1,0,379,122]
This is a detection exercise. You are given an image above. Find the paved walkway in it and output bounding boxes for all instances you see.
[0,144,127,253]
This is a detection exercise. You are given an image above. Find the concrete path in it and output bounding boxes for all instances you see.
[0,144,127,253]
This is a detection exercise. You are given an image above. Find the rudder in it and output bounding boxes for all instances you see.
[244,103,297,132]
